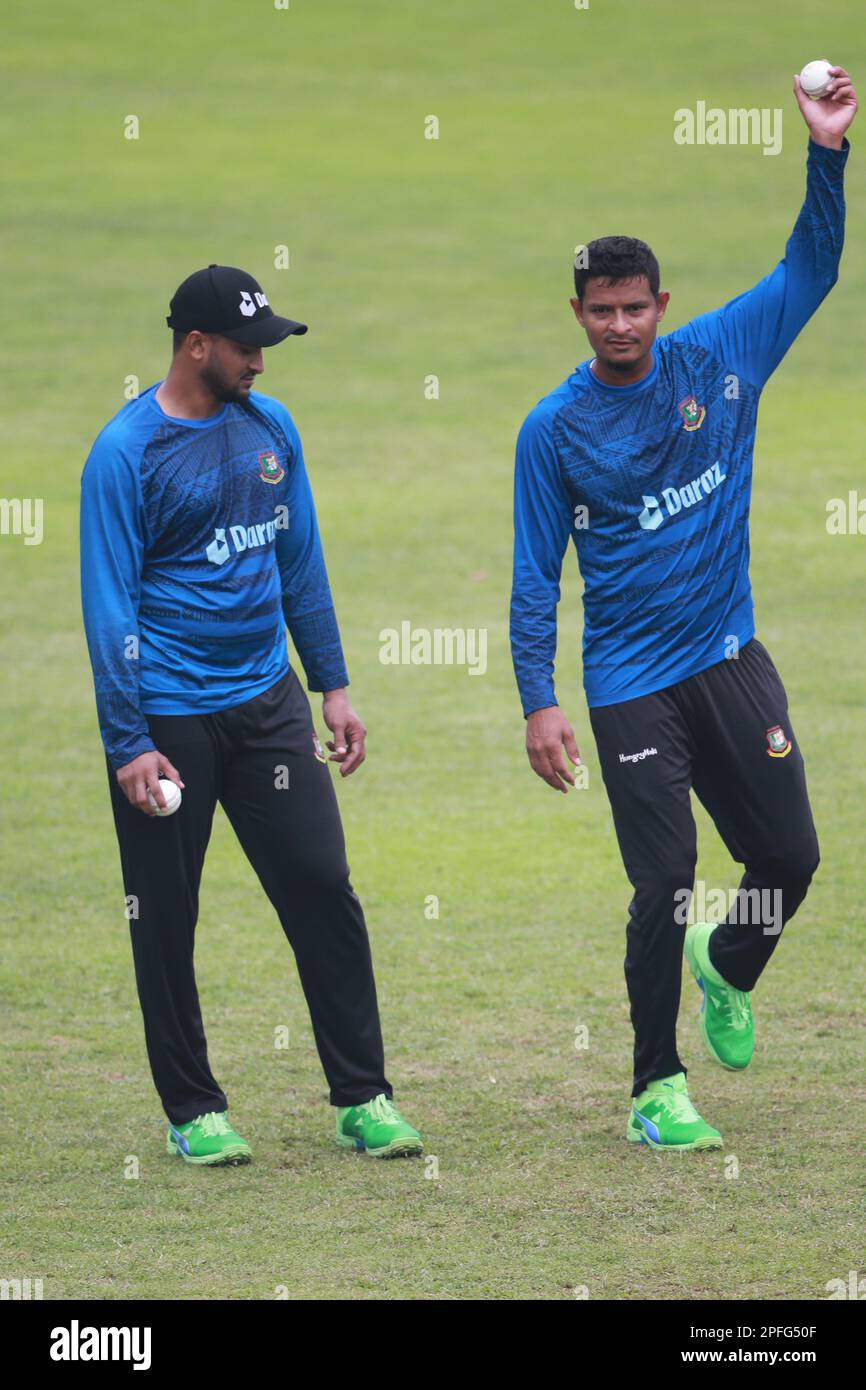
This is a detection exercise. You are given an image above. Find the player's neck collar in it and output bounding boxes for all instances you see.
[587,351,657,393]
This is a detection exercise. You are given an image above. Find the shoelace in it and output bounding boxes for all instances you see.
[193,1112,232,1137]
[653,1082,701,1126]
[365,1093,402,1126]
[713,982,751,1031]
[729,989,751,1029]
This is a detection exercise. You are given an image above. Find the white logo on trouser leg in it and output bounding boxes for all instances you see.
[618,746,659,764]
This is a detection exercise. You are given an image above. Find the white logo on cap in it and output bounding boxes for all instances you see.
[239,290,269,317]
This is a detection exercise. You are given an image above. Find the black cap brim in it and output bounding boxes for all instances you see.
[223,316,308,347]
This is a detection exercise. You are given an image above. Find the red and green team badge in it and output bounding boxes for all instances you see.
[258,450,285,485]
[312,734,328,764]
[766,725,792,758]
[678,394,706,431]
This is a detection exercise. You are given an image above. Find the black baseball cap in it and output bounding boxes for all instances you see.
[166,264,308,346]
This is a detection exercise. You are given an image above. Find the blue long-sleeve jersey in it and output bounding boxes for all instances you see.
[510,137,849,716]
[80,386,349,770]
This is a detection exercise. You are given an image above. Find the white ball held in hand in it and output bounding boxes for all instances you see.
[799,59,834,101]
[146,778,182,816]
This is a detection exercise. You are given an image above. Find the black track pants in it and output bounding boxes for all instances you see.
[588,638,820,1097]
[107,667,390,1124]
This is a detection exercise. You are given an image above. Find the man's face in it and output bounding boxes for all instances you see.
[571,275,669,374]
[198,334,264,403]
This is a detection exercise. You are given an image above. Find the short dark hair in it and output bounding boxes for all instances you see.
[172,328,188,354]
[573,236,660,300]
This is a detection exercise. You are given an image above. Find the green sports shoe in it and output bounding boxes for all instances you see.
[166,1111,252,1166]
[335,1093,423,1158]
[684,921,754,1070]
[627,1072,722,1151]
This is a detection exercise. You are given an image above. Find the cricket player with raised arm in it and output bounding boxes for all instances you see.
[510,71,857,1149]
[80,265,422,1164]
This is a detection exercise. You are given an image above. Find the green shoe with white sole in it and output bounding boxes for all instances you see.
[167,1111,252,1166]
[627,1072,722,1151]
[684,921,754,1071]
[335,1093,423,1158]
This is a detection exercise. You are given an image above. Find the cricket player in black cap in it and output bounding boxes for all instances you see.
[80,265,423,1163]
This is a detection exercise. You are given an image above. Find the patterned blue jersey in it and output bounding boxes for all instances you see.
[80,386,349,769]
[510,138,848,715]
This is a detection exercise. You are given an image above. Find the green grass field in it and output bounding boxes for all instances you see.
[2,0,865,1301]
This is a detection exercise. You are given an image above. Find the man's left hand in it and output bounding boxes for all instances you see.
[322,689,367,776]
[794,65,858,148]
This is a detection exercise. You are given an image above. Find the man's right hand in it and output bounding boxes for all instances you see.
[115,751,185,816]
[525,705,581,792]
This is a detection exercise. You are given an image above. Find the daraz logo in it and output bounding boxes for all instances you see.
[638,460,727,530]
[239,290,269,317]
[206,519,279,565]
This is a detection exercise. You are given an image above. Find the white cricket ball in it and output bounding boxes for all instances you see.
[147,778,182,816]
[799,59,834,101]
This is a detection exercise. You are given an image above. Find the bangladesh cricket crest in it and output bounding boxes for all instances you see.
[678,394,706,431]
[312,733,328,764]
[258,450,285,485]
[765,725,792,758]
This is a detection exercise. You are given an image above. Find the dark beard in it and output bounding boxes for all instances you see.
[602,352,640,372]
[200,361,250,405]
